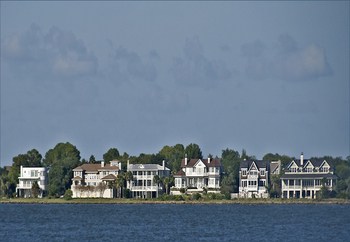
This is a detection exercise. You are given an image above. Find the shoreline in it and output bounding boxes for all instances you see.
[1,198,349,205]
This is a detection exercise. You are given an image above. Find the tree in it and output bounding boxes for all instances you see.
[220,148,241,195]
[31,181,40,198]
[163,176,173,195]
[103,148,120,162]
[153,175,162,197]
[96,182,107,198]
[158,144,185,173]
[44,142,81,197]
[115,174,125,198]
[63,189,73,200]
[185,143,203,159]
[124,171,133,189]
[89,155,96,163]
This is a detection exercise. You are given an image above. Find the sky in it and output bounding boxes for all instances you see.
[1,1,349,166]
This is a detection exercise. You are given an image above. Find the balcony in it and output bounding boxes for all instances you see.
[129,186,159,191]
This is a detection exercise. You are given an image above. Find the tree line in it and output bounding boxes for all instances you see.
[1,142,349,199]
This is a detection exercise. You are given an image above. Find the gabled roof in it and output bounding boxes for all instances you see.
[287,158,333,169]
[240,160,267,170]
[73,163,120,173]
[181,158,221,168]
[174,170,186,177]
[270,161,281,174]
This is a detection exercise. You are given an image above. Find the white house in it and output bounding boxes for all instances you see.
[172,157,221,194]
[280,153,337,199]
[127,160,170,198]
[239,160,269,198]
[71,160,121,198]
[16,166,48,198]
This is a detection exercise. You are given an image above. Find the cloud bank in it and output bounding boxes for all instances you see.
[2,23,98,79]
[242,34,332,81]
[171,37,232,87]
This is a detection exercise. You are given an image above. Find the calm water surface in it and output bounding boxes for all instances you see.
[0,204,349,241]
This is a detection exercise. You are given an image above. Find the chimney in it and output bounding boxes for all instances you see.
[185,154,188,166]
[101,161,105,167]
[119,162,122,170]
[20,165,23,177]
[208,157,211,164]
[162,160,165,170]
[127,160,130,171]
[300,153,304,166]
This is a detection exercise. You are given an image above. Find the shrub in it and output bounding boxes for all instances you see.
[63,189,73,200]
[192,193,201,200]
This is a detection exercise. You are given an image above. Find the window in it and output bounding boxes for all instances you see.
[306,167,313,173]
[320,167,329,173]
[290,167,297,173]
[242,170,247,176]
[31,170,38,177]
[260,170,265,176]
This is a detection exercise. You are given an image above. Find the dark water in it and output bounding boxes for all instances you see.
[0,203,349,241]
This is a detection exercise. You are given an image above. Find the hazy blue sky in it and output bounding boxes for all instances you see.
[1,1,349,165]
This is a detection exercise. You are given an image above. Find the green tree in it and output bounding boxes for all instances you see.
[162,176,173,195]
[89,155,96,163]
[185,143,203,159]
[153,175,162,197]
[103,148,120,162]
[44,142,81,197]
[31,181,40,198]
[220,148,241,195]
[63,189,73,200]
[115,174,125,198]
[158,144,185,173]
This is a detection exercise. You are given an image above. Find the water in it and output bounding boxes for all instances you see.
[0,203,349,242]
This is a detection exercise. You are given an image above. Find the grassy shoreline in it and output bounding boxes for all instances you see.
[1,198,349,205]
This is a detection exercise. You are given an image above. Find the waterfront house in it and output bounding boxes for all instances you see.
[16,166,48,198]
[280,153,337,199]
[127,160,170,198]
[172,157,221,194]
[238,160,269,198]
[71,160,121,198]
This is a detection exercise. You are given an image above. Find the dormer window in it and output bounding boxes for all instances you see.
[260,170,265,176]
[291,168,297,173]
[242,170,247,176]
[306,167,313,173]
[320,167,329,173]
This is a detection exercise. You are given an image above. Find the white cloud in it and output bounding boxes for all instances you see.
[1,23,98,79]
[171,37,232,87]
[108,46,157,83]
[242,34,332,81]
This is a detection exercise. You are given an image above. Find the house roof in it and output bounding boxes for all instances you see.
[180,158,221,168]
[128,164,170,171]
[72,176,82,180]
[287,159,333,169]
[270,161,281,174]
[281,173,337,179]
[73,163,120,173]
[240,160,267,169]
[101,174,117,181]
[174,170,186,177]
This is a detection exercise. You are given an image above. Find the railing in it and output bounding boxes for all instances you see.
[129,186,159,191]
